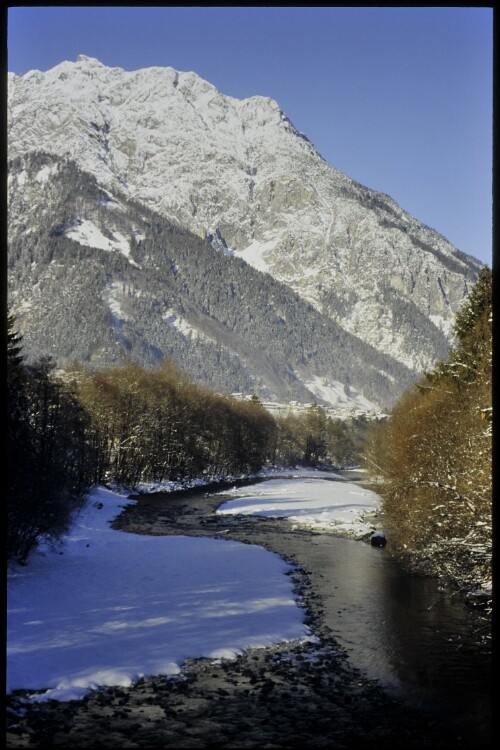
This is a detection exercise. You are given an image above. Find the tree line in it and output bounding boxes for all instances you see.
[7,316,98,564]
[362,268,492,591]
[8,313,365,564]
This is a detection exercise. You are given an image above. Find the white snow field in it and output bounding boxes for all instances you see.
[7,487,314,703]
[217,477,380,538]
[8,473,381,703]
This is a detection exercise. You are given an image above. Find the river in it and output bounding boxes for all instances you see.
[7,472,492,749]
[213,472,492,747]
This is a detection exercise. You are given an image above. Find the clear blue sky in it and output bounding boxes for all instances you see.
[8,6,493,265]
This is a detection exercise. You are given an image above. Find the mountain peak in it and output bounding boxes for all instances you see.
[8,58,482,402]
[76,54,106,66]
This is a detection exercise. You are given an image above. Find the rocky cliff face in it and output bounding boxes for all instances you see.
[7,56,483,410]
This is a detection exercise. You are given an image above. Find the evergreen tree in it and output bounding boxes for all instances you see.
[7,311,28,441]
[7,313,35,561]
[7,319,95,564]
[303,404,328,464]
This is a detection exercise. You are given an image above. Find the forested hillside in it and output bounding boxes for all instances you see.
[363,269,492,592]
[8,152,417,412]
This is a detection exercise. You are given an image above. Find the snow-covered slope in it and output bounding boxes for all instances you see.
[7,56,482,400]
[10,151,418,412]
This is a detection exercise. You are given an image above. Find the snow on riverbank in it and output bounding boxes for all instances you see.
[217,477,381,538]
[8,470,380,703]
[132,466,346,495]
[7,487,313,703]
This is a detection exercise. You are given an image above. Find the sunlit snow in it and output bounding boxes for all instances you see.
[12,169,27,187]
[35,164,58,184]
[236,238,275,274]
[217,477,380,537]
[163,309,213,341]
[430,314,454,337]
[103,282,126,323]
[302,375,378,413]
[65,219,140,267]
[7,487,312,702]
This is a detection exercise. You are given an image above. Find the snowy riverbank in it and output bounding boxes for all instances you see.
[7,486,315,702]
[7,475,490,750]
[216,475,380,539]
[7,470,381,703]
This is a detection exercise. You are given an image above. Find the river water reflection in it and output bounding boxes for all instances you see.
[308,535,491,738]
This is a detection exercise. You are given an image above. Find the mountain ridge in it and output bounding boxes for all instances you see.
[7,56,483,412]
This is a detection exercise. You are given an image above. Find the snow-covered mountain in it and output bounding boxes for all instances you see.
[7,56,483,411]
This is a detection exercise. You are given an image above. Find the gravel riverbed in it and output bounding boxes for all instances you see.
[6,483,486,749]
